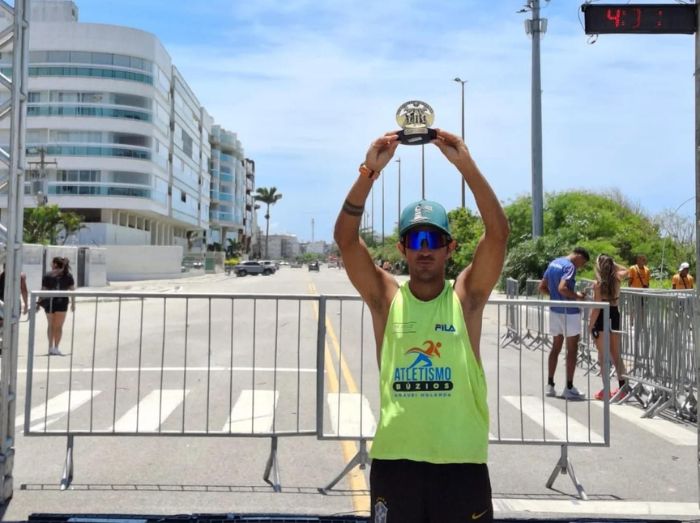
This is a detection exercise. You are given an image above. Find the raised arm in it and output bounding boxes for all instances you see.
[334,133,400,311]
[432,129,509,311]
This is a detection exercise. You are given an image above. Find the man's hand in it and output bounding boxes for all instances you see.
[364,132,400,172]
[431,129,470,165]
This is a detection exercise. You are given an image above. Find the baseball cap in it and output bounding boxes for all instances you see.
[679,262,690,271]
[399,200,451,237]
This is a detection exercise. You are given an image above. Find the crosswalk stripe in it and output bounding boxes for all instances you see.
[503,395,603,443]
[222,389,279,434]
[327,392,376,438]
[111,389,189,432]
[591,401,696,446]
[17,390,99,431]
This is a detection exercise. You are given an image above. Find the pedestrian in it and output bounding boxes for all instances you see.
[538,247,590,400]
[335,128,509,523]
[38,256,75,355]
[0,265,29,328]
[588,254,628,400]
[627,254,650,289]
[672,262,694,289]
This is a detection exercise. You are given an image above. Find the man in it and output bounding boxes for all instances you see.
[628,254,650,289]
[334,129,508,523]
[538,247,590,400]
[672,262,694,289]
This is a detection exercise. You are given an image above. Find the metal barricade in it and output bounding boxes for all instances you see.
[25,291,322,491]
[317,296,611,500]
[521,279,550,350]
[25,291,611,501]
[617,289,697,421]
[501,278,521,347]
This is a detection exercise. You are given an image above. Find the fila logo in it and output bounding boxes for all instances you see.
[435,323,456,332]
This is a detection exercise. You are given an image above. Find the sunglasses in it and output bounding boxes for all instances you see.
[403,230,450,250]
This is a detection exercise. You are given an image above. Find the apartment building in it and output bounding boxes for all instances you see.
[0,0,255,252]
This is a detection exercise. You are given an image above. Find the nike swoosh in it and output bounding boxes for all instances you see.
[471,509,489,520]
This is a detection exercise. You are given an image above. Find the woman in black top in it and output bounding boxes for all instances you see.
[40,257,75,356]
[588,254,628,400]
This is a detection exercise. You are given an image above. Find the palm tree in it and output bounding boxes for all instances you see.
[254,186,283,259]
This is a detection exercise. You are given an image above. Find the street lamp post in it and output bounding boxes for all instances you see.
[396,158,401,232]
[381,170,385,246]
[421,145,425,199]
[453,78,467,208]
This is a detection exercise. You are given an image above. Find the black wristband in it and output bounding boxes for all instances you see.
[342,199,364,217]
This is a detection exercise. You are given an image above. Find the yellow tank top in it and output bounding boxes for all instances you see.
[369,280,489,463]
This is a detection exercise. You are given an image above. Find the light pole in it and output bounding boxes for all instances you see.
[453,77,467,208]
[522,0,546,238]
[371,185,375,243]
[381,170,385,246]
[421,145,425,199]
[396,157,401,232]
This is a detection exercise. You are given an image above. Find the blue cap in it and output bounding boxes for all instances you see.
[399,200,451,237]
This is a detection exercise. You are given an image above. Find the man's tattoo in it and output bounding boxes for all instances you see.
[342,199,364,217]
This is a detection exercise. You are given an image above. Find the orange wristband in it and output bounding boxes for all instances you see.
[359,163,379,181]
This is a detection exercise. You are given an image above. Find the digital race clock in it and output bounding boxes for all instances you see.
[581,4,697,35]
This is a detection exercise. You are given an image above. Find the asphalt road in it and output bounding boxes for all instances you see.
[2,265,699,521]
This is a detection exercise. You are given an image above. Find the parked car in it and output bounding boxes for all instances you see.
[260,260,278,273]
[233,261,274,276]
[290,261,303,268]
[308,261,320,272]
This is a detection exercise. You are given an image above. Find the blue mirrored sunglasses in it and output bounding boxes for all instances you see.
[403,230,450,250]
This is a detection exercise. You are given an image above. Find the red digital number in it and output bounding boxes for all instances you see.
[631,8,642,29]
[656,9,664,29]
[606,8,622,28]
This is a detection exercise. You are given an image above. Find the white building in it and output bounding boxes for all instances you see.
[261,234,300,260]
[209,126,256,252]
[305,240,327,256]
[0,0,255,253]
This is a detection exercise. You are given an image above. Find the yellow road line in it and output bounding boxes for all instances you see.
[309,283,369,514]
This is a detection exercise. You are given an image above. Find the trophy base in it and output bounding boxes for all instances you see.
[398,128,437,145]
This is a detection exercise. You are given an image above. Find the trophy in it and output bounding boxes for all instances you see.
[396,100,437,145]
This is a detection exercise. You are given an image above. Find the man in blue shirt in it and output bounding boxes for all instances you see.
[539,247,590,400]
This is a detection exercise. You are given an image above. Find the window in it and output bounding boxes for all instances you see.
[182,129,193,158]
[181,191,186,203]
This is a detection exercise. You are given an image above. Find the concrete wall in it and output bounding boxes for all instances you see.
[22,244,45,293]
[78,223,150,246]
[105,245,183,281]
[85,247,107,287]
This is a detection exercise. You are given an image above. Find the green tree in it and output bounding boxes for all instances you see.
[24,205,84,245]
[254,186,283,259]
[226,238,241,259]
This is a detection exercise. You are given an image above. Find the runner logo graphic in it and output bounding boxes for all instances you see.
[392,340,453,392]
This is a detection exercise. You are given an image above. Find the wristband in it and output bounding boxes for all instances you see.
[359,163,379,181]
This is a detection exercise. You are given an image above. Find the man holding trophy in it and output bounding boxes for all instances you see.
[334,102,509,523]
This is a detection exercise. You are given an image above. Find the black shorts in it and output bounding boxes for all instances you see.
[370,459,492,523]
[41,297,69,314]
[593,305,620,336]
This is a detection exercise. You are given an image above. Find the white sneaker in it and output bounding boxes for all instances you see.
[563,386,585,401]
[545,384,556,397]
[48,346,62,356]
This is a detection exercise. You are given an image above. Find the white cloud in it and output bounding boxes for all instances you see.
[85,0,697,242]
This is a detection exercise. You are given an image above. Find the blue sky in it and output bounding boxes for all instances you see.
[75,0,696,242]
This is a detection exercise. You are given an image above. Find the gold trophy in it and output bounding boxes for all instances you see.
[396,100,437,145]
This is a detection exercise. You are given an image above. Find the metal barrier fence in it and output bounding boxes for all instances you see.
[24,290,611,500]
[617,289,697,422]
[510,281,698,423]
